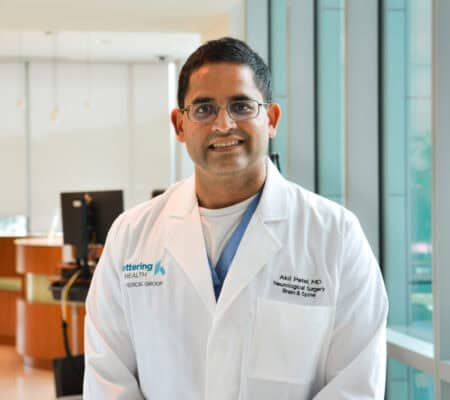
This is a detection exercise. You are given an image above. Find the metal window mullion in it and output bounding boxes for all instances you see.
[440,362,450,385]
[286,0,291,177]
[313,0,319,193]
[245,0,269,65]
[345,0,380,259]
[404,0,413,331]
[343,1,348,209]
[378,0,385,272]
[288,0,315,190]
[432,0,450,398]
[246,0,270,151]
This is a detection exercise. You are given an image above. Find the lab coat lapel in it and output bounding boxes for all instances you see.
[164,177,216,314]
[216,160,288,316]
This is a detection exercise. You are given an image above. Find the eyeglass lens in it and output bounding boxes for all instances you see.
[189,100,260,122]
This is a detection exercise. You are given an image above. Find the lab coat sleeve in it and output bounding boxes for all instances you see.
[83,216,145,399]
[313,213,388,400]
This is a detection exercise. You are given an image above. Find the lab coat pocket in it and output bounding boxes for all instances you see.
[248,298,331,385]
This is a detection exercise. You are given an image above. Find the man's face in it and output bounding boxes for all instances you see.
[171,62,280,179]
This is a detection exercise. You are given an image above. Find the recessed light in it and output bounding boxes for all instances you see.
[96,39,111,45]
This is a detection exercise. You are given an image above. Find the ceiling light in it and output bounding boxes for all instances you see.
[96,39,111,46]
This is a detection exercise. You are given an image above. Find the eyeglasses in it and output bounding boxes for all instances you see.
[181,99,269,124]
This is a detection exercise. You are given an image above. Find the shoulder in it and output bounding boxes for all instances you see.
[283,179,357,235]
[265,160,355,232]
[107,179,188,240]
[285,182,383,292]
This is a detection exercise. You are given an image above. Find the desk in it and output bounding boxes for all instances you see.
[15,238,86,369]
[0,236,23,344]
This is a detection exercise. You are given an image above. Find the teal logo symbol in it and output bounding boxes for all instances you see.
[153,260,166,276]
[154,261,166,275]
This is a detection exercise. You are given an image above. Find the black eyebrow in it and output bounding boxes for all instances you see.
[229,95,254,101]
[189,95,256,105]
[191,97,215,105]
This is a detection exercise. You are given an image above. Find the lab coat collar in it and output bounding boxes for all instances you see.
[163,158,288,315]
[257,157,289,221]
[165,174,197,218]
[164,175,216,314]
[165,158,288,220]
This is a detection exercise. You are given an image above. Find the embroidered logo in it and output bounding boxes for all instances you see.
[122,260,166,288]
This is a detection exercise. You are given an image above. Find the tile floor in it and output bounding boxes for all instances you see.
[0,345,55,399]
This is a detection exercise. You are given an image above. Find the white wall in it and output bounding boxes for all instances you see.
[0,64,27,216]
[130,64,174,203]
[0,61,175,234]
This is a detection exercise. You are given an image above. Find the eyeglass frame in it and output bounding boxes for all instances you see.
[180,98,271,123]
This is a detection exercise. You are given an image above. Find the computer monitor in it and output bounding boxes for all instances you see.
[60,190,124,266]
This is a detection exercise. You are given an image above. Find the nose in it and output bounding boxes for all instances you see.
[211,106,237,132]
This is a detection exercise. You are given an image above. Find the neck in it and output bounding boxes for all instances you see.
[195,163,266,209]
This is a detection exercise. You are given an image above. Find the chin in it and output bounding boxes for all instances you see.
[209,165,245,177]
[212,159,261,177]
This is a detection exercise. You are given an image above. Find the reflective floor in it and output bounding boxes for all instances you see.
[0,345,55,399]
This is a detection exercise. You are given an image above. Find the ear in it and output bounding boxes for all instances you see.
[171,108,186,143]
[266,103,281,139]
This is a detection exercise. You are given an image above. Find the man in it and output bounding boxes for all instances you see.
[84,37,388,399]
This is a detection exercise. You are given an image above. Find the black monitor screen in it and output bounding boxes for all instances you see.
[60,190,124,252]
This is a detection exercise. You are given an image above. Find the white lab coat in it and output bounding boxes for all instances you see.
[83,160,388,400]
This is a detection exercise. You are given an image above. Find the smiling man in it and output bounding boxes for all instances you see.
[84,38,388,400]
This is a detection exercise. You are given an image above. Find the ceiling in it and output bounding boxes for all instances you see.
[0,0,244,61]
[0,31,202,62]
[0,0,243,33]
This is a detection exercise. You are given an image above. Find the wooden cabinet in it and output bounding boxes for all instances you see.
[14,238,86,369]
[0,237,22,344]
[16,299,85,369]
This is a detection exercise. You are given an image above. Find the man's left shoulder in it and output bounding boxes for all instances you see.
[284,179,355,229]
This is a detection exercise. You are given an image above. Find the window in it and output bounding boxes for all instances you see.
[248,1,450,397]
[383,0,434,398]
[388,358,434,400]
[382,0,432,342]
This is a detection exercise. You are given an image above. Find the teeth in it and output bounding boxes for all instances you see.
[211,140,240,148]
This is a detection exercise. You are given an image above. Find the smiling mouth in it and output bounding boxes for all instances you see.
[209,140,244,150]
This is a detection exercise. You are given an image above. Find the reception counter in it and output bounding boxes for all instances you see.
[14,237,85,369]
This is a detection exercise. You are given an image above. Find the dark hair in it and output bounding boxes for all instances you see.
[177,37,272,108]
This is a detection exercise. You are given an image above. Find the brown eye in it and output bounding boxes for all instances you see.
[192,103,216,121]
[229,100,258,117]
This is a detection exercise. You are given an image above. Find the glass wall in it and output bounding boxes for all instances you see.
[248,1,450,398]
[388,358,434,400]
[265,0,316,189]
[383,0,432,341]
[317,0,346,204]
[268,0,345,194]
[383,0,433,397]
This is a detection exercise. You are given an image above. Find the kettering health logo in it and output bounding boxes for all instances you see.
[122,261,166,288]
